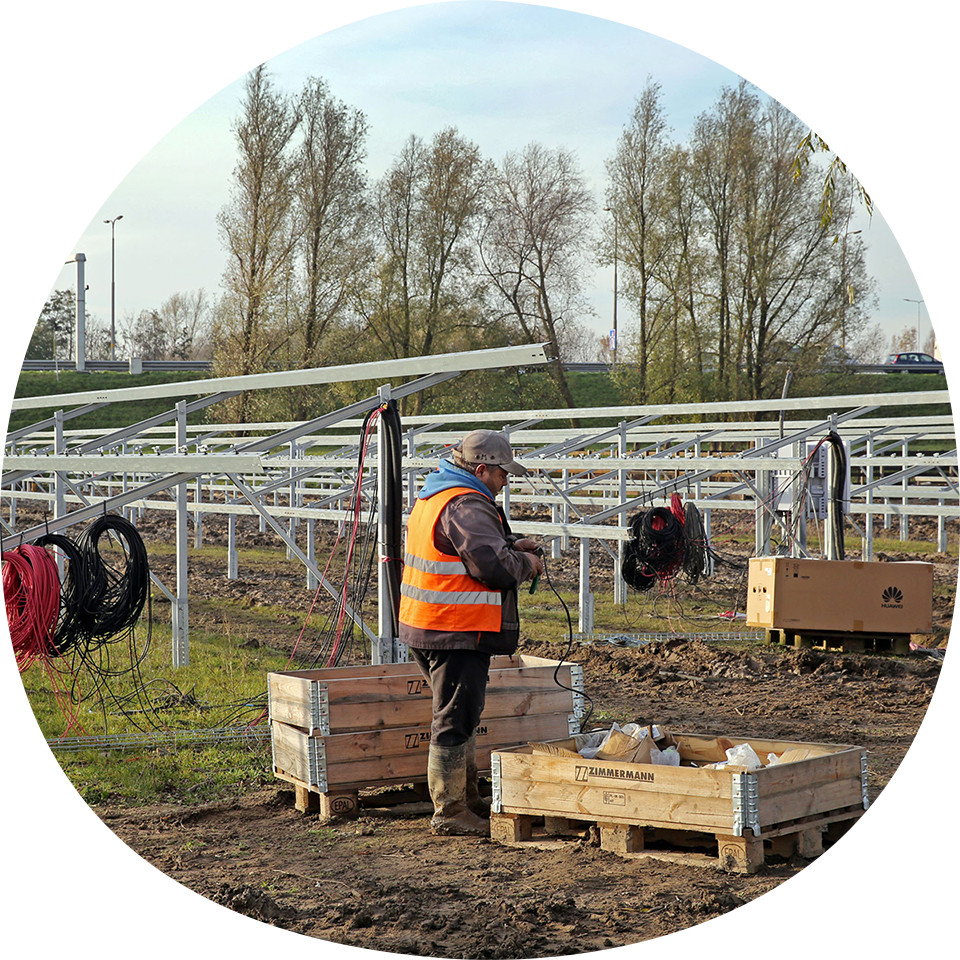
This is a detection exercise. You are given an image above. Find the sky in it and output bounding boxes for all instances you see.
[46,0,927,353]
[2,3,958,960]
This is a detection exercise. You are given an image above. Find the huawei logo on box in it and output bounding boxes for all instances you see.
[881,586,904,608]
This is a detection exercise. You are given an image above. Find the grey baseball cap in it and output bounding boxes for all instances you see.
[453,429,529,476]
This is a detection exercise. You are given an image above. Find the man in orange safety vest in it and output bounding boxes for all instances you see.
[399,429,544,836]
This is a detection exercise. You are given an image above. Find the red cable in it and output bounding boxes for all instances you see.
[327,408,381,667]
[247,408,384,727]
[3,545,62,673]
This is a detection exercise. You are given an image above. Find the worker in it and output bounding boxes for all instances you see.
[399,429,544,836]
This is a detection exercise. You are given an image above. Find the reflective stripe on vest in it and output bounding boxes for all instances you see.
[398,486,503,633]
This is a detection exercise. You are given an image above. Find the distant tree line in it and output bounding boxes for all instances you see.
[27,288,213,364]
[30,67,887,416]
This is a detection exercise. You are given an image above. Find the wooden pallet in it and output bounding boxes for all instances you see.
[284,776,433,819]
[764,627,910,654]
[269,655,582,815]
[490,806,863,873]
[491,733,869,874]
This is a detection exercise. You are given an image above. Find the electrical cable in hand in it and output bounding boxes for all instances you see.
[537,550,595,729]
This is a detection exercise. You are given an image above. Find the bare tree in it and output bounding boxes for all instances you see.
[362,128,489,412]
[605,80,671,399]
[478,142,595,410]
[120,289,213,360]
[291,77,369,372]
[215,65,301,420]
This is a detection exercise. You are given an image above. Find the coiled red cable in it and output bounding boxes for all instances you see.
[3,544,62,672]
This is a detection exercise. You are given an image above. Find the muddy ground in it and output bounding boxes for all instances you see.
[79,509,953,957]
[98,639,942,957]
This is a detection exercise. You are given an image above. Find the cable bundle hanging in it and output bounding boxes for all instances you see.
[5,514,151,674]
[34,532,92,655]
[620,493,720,592]
[621,495,686,591]
[285,398,405,672]
[680,502,717,584]
[2,544,61,671]
[73,514,150,642]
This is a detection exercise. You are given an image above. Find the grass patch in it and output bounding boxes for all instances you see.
[22,622,293,807]
[57,741,274,807]
[869,536,957,557]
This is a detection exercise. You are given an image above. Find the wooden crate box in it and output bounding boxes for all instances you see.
[490,732,868,873]
[268,655,584,816]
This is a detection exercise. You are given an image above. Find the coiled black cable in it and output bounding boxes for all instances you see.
[33,532,87,655]
[621,506,685,591]
[621,500,724,591]
[680,502,717,584]
[73,514,150,642]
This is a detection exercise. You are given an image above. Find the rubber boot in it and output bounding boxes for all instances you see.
[427,742,489,837]
[465,734,491,819]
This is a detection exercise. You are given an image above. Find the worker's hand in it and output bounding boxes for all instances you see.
[513,538,541,555]
[529,552,545,578]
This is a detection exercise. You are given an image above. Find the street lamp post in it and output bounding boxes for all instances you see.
[840,229,861,350]
[903,298,924,351]
[604,207,618,365]
[104,215,123,361]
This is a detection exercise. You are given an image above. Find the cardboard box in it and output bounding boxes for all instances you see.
[745,556,933,634]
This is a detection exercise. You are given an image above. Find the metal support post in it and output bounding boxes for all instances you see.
[863,437,874,561]
[561,469,570,552]
[754,440,773,556]
[792,439,807,557]
[227,514,239,580]
[306,518,318,591]
[406,431,417,509]
[578,537,594,635]
[53,411,65,580]
[550,502,561,560]
[74,253,86,371]
[194,476,203,548]
[172,401,190,667]
[287,440,298,558]
[900,440,909,541]
[615,421,627,604]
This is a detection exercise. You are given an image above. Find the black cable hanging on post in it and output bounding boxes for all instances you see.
[824,430,847,561]
[379,399,404,641]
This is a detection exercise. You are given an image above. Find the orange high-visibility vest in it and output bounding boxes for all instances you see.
[398,486,503,633]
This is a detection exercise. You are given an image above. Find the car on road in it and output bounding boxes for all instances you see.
[883,351,944,373]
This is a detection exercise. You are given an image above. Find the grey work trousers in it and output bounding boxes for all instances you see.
[409,647,491,747]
